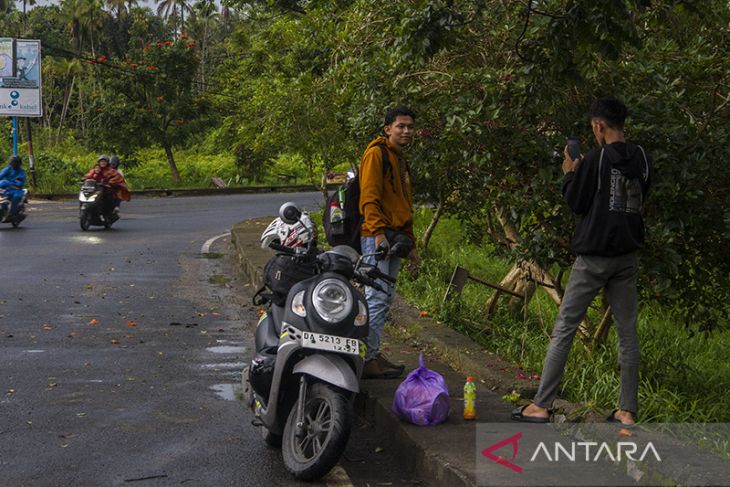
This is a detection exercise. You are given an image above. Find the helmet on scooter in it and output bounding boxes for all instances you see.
[281,211,316,248]
[260,217,286,249]
[260,212,316,250]
[97,154,109,162]
[109,156,120,169]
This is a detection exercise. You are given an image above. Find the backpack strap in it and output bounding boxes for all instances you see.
[376,144,392,177]
[596,147,606,193]
[375,143,396,192]
[253,285,273,306]
[637,145,649,183]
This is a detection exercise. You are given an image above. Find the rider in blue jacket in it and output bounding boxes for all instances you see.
[0,155,26,222]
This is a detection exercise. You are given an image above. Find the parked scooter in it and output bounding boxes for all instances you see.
[78,179,118,231]
[243,202,395,481]
[0,189,28,228]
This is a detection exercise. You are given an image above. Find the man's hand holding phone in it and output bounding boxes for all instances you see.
[563,137,582,175]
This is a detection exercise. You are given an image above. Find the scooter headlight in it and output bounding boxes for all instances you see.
[312,278,352,323]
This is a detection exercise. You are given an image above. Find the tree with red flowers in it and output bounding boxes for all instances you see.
[92,37,202,183]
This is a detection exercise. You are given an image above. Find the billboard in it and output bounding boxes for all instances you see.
[0,39,42,117]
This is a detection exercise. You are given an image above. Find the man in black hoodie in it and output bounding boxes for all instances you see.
[512,97,651,426]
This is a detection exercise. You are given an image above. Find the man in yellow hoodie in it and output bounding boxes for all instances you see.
[359,105,421,379]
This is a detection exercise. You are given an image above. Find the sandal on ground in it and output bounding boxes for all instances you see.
[606,409,636,428]
[511,405,550,423]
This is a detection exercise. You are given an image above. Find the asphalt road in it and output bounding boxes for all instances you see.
[0,193,413,487]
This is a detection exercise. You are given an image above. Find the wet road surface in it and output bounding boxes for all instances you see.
[0,193,419,487]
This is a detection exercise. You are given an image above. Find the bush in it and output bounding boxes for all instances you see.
[398,209,730,422]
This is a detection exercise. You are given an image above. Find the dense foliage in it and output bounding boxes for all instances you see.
[0,0,727,329]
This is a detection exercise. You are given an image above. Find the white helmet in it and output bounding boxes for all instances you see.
[260,212,316,250]
[260,217,286,249]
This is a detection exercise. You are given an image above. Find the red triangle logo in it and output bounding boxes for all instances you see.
[481,432,523,474]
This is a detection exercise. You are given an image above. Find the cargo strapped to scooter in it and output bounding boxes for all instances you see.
[254,253,319,306]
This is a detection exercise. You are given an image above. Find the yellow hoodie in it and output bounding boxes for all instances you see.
[359,136,414,239]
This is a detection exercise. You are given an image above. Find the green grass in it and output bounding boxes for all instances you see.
[398,208,730,423]
[19,133,332,193]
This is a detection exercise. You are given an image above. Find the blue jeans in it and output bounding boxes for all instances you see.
[361,236,401,361]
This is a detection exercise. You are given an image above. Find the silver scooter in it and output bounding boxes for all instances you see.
[243,202,394,481]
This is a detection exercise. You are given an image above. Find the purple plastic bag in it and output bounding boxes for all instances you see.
[391,354,450,426]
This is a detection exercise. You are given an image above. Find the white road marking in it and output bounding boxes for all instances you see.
[201,232,230,254]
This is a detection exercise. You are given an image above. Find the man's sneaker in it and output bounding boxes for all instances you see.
[362,358,403,380]
[376,353,405,372]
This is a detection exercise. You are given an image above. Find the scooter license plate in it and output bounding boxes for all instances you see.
[301,332,360,356]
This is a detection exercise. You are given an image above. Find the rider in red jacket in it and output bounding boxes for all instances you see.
[84,155,131,207]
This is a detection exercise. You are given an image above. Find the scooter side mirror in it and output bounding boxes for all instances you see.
[279,202,302,225]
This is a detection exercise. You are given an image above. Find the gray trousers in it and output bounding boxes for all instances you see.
[533,252,640,414]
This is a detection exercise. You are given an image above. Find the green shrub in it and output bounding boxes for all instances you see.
[398,208,730,422]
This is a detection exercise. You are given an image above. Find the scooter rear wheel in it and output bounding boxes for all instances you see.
[282,382,352,481]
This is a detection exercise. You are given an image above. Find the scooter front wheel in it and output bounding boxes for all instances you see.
[282,382,352,481]
[80,210,91,231]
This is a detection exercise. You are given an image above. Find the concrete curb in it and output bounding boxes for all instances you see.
[232,218,485,487]
[230,218,730,487]
[30,183,335,201]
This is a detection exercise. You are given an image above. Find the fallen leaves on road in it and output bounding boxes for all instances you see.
[89,319,98,325]
[127,321,137,327]
[619,428,633,437]
[419,310,429,317]
[42,324,54,331]
[76,412,86,417]
[110,339,120,345]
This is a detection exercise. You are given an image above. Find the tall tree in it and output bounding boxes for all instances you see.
[157,0,191,38]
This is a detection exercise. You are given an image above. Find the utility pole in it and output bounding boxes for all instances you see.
[25,118,36,185]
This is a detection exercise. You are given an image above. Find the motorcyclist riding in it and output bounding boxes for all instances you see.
[0,155,26,223]
[84,154,131,212]
[109,155,124,178]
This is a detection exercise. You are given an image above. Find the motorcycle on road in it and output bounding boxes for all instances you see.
[243,202,395,481]
[0,189,28,228]
[78,179,119,231]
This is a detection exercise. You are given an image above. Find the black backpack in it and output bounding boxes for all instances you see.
[254,253,319,306]
[323,144,391,253]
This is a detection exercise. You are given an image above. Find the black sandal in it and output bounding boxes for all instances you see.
[511,405,550,423]
[606,409,636,428]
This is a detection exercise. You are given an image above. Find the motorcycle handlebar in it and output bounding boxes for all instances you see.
[367,266,396,284]
[356,273,385,293]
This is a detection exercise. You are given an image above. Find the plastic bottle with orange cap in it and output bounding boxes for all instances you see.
[463,376,477,420]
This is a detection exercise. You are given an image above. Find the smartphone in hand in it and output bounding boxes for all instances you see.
[567,137,581,161]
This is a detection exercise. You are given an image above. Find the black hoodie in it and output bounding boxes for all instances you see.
[562,141,651,257]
